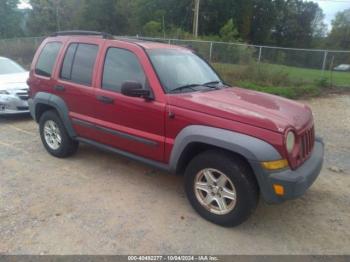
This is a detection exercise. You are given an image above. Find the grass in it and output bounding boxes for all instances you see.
[213,62,350,99]
[233,81,321,99]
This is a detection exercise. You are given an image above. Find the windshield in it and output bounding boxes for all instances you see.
[147,49,221,93]
[0,58,25,75]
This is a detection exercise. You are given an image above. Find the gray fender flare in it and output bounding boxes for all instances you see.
[30,92,76,137]
[169,125,282,173]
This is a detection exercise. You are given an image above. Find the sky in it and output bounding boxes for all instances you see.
[17,0,31,10]
[310,0,350,28]
[17,0,350,29]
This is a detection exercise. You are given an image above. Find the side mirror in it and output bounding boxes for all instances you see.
[121,81,151,99]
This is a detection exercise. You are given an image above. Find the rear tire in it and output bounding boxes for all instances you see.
[39,110,78,158]
[184,150,259,227]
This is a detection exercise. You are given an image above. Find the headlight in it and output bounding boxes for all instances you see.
[286,131,295,153]
[0,90,9,95]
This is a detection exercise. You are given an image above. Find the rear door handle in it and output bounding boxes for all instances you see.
[96,95,114,104]
[53,85,65,91]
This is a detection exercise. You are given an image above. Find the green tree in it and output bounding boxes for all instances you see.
[219,19,240,42]
[248,0,277,44]
[22,0,328,50]
[116,0,140,35]
[312,8,327,38]
[79,0,126,35]
[271,0,324,48]
[27,0,83,36]
[327,9,350,50]
[0,0,23,38]
[234,0,252,42]
[142,21,162,37]
[197,0,235,36]
[136,0,192,35]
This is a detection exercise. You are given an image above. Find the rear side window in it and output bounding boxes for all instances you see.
[102,48,146,93]
[60,43,77,80]
[60,43,98,86]
[35,42,62,77]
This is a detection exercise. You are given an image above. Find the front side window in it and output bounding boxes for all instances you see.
[102,48,146,93]
[147,49,220,93]
[60,43,98,86]
[35,42,62,77]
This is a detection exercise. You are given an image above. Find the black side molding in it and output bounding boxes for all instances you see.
[72,118,158,147]
[76,137,169,172]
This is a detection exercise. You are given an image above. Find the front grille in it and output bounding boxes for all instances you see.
[17,106,29,111]
[299,125,315,163]
[16,89,29,100]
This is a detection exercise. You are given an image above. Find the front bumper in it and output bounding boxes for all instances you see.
[254,138,324,204]
[0,95,29,115]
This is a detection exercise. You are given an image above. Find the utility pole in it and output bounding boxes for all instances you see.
[55,6,61,31]
[192,0,200,37]
[162,15,166,39]
[54,0,61,31]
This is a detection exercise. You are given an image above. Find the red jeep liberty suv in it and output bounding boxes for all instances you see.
[28,31,324,227]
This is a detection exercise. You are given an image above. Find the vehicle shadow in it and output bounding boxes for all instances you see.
[0,113,32,123]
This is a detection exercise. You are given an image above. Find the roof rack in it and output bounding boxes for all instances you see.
[50,30,114,39]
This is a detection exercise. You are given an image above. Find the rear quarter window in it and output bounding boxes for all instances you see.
[35,42,62,77]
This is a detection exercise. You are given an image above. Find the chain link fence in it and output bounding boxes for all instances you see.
[136,36,350,89]
[1,36,349,89]
[0,37,44,68]
[138,36,350,69]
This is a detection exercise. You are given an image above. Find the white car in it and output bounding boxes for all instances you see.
[0,57,29,115]
[333,64,350,72]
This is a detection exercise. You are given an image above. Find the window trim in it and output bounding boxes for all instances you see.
[101,46,150,94]
[34,41,63,79]
[59,42,99,87]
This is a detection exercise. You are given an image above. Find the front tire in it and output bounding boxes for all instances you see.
[184,150,259,227]
[39,110,78,158]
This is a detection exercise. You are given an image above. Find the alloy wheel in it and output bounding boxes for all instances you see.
[194,168,237,215]
[43,120,62,150]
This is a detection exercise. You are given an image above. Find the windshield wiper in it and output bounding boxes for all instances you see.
[169,84,201,93]
[202,81,222,88]
[169,81,224,94]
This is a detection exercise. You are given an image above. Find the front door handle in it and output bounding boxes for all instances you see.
[53,85,65,91]
[96,95,114,104]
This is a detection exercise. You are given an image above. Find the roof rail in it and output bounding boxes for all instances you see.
[50,30,114,39]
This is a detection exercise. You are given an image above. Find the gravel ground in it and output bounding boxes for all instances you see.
[0,94,349,255]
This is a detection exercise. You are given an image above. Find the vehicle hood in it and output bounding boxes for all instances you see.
[167,87,313,133]
[0,72,29,91]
